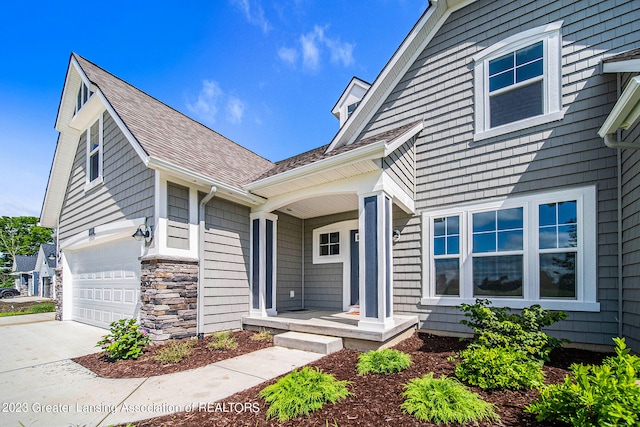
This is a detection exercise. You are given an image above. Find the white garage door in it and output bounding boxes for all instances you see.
[66,237,141,329]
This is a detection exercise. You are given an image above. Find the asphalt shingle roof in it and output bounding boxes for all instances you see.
[13,255,36,273]
[74,54,275,189]
[604,48,640,63]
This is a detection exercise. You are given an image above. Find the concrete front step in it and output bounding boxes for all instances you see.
[274,331,343,354]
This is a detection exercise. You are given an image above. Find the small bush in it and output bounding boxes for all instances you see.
[455,345,545,390]
[526,337,640,426]
[154,339,197,364]
[459,299,567,361]
[250,328,273,341]
[258,366,351,421]
[357,348,412,375]
[208,331,238,350]
[29,302,56,313]
[97,318,150,361]
[401,372,500,425]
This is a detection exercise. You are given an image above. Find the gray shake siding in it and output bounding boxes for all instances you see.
[304,211,358,310]
[621,73,640,351]
[202,197,250,332]
[167,182,190,250]
[384,139,416,199]
[355,0,639,345]
[59,111,154,242]
[276,212,303,311]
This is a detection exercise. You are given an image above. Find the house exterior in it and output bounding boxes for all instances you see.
[34,244,57,299]
[12,255,37,296]
[41,0,640,351]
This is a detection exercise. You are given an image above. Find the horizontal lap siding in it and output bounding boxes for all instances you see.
[384,139,416,198]
[621,72,640,352]
[276,212,303,311]
[59,111,154,242]
[358,0,640,346]
[304,211,358,310]
[167,182,190,250]
[202,198,250,332]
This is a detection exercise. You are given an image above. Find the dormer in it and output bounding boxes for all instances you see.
[331,77,371,128]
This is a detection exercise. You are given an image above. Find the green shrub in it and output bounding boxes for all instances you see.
[154,339,197,364]
[401,372,500,425]
[97,318,150,361]
[459,298,566,361]
[258,366,351,421]
[357,348,412,375]
[455,345,545,390]
[526,337,640,427]
[208,331,238,350]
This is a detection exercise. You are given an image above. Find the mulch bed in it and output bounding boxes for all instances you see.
[73,330,273,378]
[122,332,611,427]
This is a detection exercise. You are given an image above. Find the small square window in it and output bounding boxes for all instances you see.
[319,232,340,256]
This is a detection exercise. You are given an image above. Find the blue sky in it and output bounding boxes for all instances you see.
[0,0,428,218]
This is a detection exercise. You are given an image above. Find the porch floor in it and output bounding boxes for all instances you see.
[242,309,418,350]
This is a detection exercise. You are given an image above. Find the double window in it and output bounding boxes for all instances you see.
[422,187,598,311]
[75,82,93,114]
[473,21,564,141]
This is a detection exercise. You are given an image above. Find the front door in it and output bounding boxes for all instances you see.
[350,230,359,306]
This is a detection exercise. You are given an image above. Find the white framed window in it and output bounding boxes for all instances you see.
[85,115,103,189]
[421,186,599,311]
[473,21,564,141]
[75,81,94,114]
[319,232,340,256]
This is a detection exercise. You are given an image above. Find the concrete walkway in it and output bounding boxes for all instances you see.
[0,315,324,427]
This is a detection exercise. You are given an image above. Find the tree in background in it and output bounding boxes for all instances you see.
[0,216,54,286]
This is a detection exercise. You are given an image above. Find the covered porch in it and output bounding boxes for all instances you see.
[241,122,423,348]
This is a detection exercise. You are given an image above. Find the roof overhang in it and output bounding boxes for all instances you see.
[598,76,640,149]
[602,58,640,73]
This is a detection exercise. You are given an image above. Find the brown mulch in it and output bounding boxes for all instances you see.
[123,332,611,427]
[73,330,273,378]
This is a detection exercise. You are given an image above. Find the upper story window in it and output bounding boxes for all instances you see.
[347,102,360,119]
[75,82,94,114]
[473,21,564,141]
[85,115,103,188]
[422,186,599,312]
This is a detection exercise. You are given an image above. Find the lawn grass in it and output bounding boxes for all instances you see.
[0,302,55,317]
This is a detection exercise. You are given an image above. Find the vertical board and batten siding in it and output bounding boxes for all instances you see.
[383,139,416,199]
[166,182,190,250]
[276,212,303,311]
[202,197,250,332]
[304,211,358,310]
[354,0,640,345]
[59,111,154,242]
[620,72,640,352]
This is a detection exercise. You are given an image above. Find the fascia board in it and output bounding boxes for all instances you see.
[244,140,386,192]
[598,76,640,142]
[384,121,425,157]
[603,59,640,73]
[325,0,476,153]
[147,157,266,206]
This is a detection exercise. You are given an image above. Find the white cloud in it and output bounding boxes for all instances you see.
[231,0,271,34]
[279,25,355,71]
[226,96,246,124]
[186,80,247,125]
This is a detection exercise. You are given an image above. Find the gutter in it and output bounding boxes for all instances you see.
[197,186,217,339]
[598,76,640,149]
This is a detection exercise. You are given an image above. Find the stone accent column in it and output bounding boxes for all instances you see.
[54,267,63,321]
[140,256,198,341]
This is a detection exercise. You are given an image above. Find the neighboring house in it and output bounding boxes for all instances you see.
[12,255,37,296]
[34,244,57,299]
[41,0,640,351]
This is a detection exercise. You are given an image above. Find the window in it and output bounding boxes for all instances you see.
[347,101,360,118]
[75,82,94,114]
[319,232,340,256]
[422,186,598,311]
[85,115,103,186]
[473,21,564,141]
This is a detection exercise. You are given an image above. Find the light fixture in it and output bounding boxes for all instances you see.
[47,253,56,261]
[132,224,153,243]
[393,229,401,242]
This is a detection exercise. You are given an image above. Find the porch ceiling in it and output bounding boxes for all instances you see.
[279,193,358,219]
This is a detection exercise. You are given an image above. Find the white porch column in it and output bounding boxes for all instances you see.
[358,191,394,330]
[249,212,278,317]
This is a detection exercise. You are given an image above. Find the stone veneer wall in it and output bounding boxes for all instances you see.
[54,268,63,321]
[139,256,198,341]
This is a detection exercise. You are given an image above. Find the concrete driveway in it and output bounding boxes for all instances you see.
[0,314,323,427]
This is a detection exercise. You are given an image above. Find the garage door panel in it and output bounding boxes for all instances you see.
[67,238,141,329]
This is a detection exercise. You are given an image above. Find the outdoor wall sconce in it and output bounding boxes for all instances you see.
[132,224,153,243]
[393,229,401,242]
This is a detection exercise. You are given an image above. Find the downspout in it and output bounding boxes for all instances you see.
[616,72,623,339]
[197,186,217,339]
